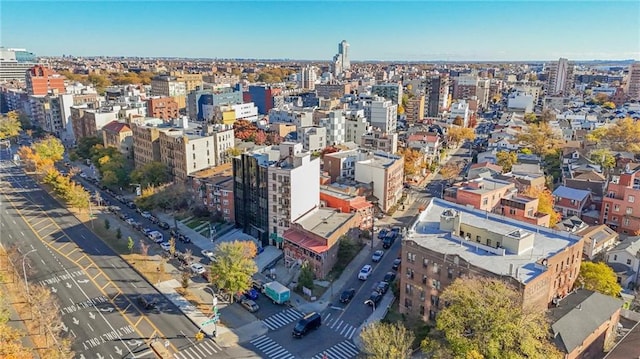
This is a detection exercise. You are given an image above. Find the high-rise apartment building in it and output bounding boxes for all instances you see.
[300,66,317,90]
[332,40,350,77]
[405,95,425,123]
[369,98,398,133]
[452,75,478,100]
[625,61,640,101]
[319,110,346,145]
[187,87,243,121]
[26,65,66,96]
[151,75,187,109]
[425,73,450,118]
[372,83,403,105]
[546,58,575,96]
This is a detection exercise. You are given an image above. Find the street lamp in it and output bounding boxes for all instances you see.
[364,299,376,312]
[22,249,37,297]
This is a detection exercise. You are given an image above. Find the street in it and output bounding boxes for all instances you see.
[0,148,231,359]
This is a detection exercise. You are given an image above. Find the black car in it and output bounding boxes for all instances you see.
[127,201,137,209]
[137,295,157,311]
[159,222,171,230]
[339,288,356,303]
[367,291,383,306]
[392,258,401,271]
[376,281,389,295]
[383,271,396,283]
[377,228,388,239]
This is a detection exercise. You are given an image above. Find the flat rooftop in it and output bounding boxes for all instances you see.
[296,207,354,239]
[407,198,581,284]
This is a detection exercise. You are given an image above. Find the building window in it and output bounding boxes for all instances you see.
[433,263,439,274]
[476,235,481,242]
[629,195,635,203]
[404,298,413,309]
[614,205,620,211]
[423,258,429,267]
[419,305,425,316]
[613,255,618,261]
[624,218,630,226]
[509,208,516,215]
[447,269,454,280]
[482,198,488,206]
[405,284,413,295]
[419,290,426,301]
[432,279,441,290]
[627,259,632,265]
[627,207,633,215]
[430,295,440,307]
[407,252,416,263]
[406,268,414,280]
[422,275,428,284]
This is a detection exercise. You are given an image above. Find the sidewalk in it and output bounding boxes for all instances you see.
[352,293,396,351]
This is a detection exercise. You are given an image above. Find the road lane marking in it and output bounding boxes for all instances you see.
[87,323,95,331]
[135,317,144,327]
[1,182,178,353]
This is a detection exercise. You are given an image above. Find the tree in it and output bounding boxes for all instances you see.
[540,109,556,123]
[447,127,475,146]
[209,241,258,295]
[440,162,461,183]
[523,113,538,124]
[127,237,135,253]
[576,261,622,297]
[116,227,122,240]
[523,186,560,227]
[452,115,464,126]
[104,219,110,230]
[516,122,561,156]
[590,148,615,174]
[76,136,102,159]
[0,294,31,358]
[593,93,609,105]
[32,136,65,164]
[252,130,267,145]
[130,161,170,188]
[360,322,415,359]
[297,263,314,292]
[233,120,258,141]
[587,117,640,153]
[169,237,176,257]
[398,147,422,176]
[602,101,616,110]
[0,111,22,140]
[496,151,517,172]
[433,277,561,359]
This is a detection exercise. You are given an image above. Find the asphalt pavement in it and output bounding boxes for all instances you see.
[0,149,233,359]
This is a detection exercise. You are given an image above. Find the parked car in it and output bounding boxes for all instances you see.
[190,263,206,275]
[178,234,191,243]
[141,228,153,236]
[245,288,259,300]
[141,211,152,219]
[240,299,259,313]
[372,250,385,262]
[148,231,164,243]
[201,249,216,260]
[160,242,171,252]
[252,279,265,291]
[339,288,356,303]
[159,222,170,230]
[377,228,389,239]
[383,271,396,283]
[376,281,390,295]
[358,265,373,280]
[392,258,401,271]
[367,291,383,306]
[126,201,136,209]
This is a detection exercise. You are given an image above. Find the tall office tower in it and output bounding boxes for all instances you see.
[300,66,317,90]
[625,62,640,101]
[0,47,38,81]
[546,58,575,96]
[339,40,350,71]
[332,40,350,77]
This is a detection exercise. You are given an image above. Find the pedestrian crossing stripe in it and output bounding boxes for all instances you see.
[325,318,357,339]
[261,308,303,330]
[312,341,360,359]
[249,335,295,359]
[173,340,220,359]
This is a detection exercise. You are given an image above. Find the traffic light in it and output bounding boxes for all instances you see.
[195,331,205,341]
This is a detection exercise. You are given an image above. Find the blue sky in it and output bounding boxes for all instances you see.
[2,1,638,61]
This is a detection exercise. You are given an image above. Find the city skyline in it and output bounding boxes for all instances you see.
[1,1,639,61]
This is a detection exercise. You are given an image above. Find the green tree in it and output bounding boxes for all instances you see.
[104,218,111,230]
[127,236,135,253]
[434,277,561,359]
[0,111,22,140]
[66,183,91,212]
[495,151,517,172]
[116,227,122,240]
[209,241,258,296]
[361,322,415,359]
[32,136,65,164]
[296,263,314,292]
[131,161,170,188]
[516,122,562,155]
[593,93,609,105]
[576,261,622,297]
[523,112,537,124]
[76,136,102,159]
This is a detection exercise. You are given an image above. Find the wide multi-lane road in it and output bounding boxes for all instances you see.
[0,150,229,359]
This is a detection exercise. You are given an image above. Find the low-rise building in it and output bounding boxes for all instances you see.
[578,224,618,260]
[361,131,398,154]
[553,186,592,218]
[444,177,517,212]
[549,290,622,359]
[400,198,584,321]
[354,151,404,213]
[320,184,373,230]
[600,170,640,234]
[282,207,356,279]
[102,121,133,159]
[146,97,179,120]
[606,236,640,289]
[189,163,235,223]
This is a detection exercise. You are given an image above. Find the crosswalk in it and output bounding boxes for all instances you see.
[324,314,357,339]
[174,339,222,359]
[249,335,295,359]
[312,341,360,359]
[262,308,303,330]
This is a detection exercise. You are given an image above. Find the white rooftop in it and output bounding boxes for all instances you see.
[407,198,582,284]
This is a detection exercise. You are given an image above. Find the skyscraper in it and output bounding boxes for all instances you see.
[332,40,350,77]
[546,58,575,96]
[300,66,317,90]
[339,40,350,71]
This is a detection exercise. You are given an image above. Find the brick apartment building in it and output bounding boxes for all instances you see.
[101,121,133,159]
[26,65,65,96]
[400,198,584,322]
[320,184,373,230]
[601,170,640,234]
[146,97,179,120]
[189,163,235,223]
